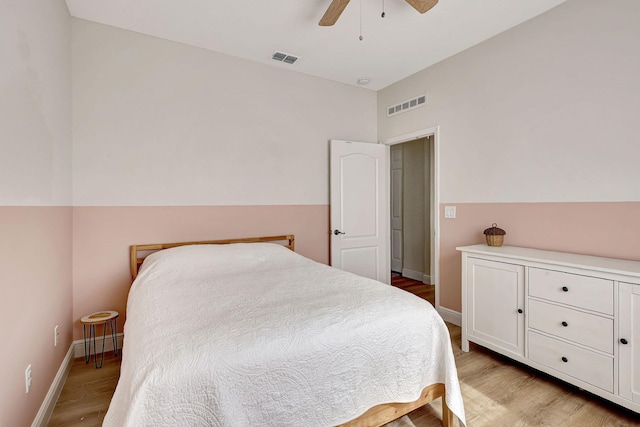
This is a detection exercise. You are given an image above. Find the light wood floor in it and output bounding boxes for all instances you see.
[48,276,640,426]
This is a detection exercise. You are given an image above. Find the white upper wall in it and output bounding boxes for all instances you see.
[378,0,640,204]
[0,0,72,205]
[72,19,377,206]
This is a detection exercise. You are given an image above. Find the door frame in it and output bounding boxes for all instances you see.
[380,126,442,311]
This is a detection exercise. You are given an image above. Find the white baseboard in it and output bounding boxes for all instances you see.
[402,268,433,285]
[73,333,124,358]
[402,268,423,282]
[32,344,74,427]
[437,306,462,327]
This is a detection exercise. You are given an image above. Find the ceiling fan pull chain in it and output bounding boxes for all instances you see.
[359,0,364,40]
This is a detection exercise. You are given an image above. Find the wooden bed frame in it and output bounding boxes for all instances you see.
[128,234,454,427]
[130,234,295,280]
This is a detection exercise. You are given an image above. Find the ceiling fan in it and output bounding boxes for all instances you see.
[319,0,438,26]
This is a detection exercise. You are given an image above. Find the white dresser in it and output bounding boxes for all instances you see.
[457,244,640,413]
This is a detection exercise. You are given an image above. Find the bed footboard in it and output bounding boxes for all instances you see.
[337,383,452,427]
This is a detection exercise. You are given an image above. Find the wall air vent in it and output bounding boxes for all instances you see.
[272,50,300,65]
[387,94,427,117]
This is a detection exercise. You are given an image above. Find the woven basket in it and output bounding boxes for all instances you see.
[483,223,506,247]
[485,234,505,247]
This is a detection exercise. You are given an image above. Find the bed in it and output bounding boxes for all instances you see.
[104,235,466,427]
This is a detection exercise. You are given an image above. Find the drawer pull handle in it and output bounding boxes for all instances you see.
[517,309,523,314]
[621,338,629,345]
[561,357,568,363]
[561,321,568,327]
[561,286,569,292]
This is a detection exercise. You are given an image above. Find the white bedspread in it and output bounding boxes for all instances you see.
[104,243,465,426]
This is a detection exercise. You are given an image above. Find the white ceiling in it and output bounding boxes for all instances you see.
[65,0,566,91]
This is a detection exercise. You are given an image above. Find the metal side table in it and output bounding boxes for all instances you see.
[80,310,119,368]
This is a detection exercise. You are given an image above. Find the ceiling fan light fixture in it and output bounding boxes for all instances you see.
[319,0,437,26]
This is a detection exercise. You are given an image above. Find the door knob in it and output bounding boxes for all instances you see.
[333,229,345,236]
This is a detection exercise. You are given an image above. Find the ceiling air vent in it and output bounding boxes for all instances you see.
[272,50,300,65]
[387,94,427,117]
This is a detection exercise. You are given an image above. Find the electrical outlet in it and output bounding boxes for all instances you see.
[54,325,60,347]
[25,365,32,393]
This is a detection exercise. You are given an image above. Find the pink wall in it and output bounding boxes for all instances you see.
[72,205,329,340]
[71,202,640,338]
[439,202,640,311]
[0,207,72,427]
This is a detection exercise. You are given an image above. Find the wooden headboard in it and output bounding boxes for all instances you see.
[129,234,295,281]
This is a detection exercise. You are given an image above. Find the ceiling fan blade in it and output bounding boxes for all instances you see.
[405,0,438,14]
[319,0,351,26]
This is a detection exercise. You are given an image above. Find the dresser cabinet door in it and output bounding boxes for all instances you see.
[467,258,525,357]
[619,282,640,403]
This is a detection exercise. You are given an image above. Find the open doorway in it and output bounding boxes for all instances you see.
[390,137,434,304]
[390,136,432,279]
[383,127,439,311]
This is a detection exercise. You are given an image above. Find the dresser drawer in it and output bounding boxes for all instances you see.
[528,268,613,315]
[528,331,613,392]
[528,299,613,353]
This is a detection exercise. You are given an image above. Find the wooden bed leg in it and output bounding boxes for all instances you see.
[441,395,454,427]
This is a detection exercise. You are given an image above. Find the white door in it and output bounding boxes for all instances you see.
[619,282,640,403]
[390,145,403,273]
[330,140,389,283]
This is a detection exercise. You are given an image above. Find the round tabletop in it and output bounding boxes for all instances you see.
[81,310,119,324]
